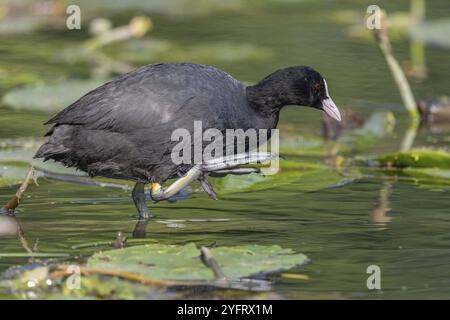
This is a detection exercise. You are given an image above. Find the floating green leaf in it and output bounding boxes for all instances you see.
[88,243,308,281]
[210,158,334,192]
[212,167,348,194]
[377,149,450,169]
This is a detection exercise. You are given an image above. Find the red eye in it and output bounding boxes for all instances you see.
[314,83,321,92]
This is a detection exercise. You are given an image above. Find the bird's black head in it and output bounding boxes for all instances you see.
[247,66,341,121]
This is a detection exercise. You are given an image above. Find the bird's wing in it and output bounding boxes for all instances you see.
[45,63,245,134]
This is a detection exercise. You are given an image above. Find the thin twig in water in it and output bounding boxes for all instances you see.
[2,167,37,253]
[17,228,33,254]
[200,246,226,280]
[199,246,273,291]
[3,167,37,213]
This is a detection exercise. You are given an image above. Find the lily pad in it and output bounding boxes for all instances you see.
[88,243,308,281]
[2,79,108,112]
[212,166,348,194]
[377,149,450,169]
[211,157,361,194]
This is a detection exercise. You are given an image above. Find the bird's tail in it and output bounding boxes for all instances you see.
[34,142,70,162]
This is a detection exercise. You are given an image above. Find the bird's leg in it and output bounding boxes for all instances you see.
[132,217,151,238]
[132,182,152,219]
[150,152,278,202]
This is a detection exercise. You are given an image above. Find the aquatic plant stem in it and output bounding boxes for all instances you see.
[3,167,37,213]
[85,16,152,51]
[373,11,420,122]
[1,167,37,253]
[400,120,419,151]
[410,0,427,79]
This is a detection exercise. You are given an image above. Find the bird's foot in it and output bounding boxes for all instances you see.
[198,152,277,199]
[150,152,279,202]
[199,175,218,200]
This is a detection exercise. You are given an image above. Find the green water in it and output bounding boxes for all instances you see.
[0,0,449,299]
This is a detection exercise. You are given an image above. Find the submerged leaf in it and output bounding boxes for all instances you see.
[402,168,450,188]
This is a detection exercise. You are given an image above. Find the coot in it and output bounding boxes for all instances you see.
[35,63,341,218]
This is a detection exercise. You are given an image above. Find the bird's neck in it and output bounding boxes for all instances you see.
[246,84,287,117]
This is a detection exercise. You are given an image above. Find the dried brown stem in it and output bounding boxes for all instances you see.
[200,246,227,280]
[3,167,37,212]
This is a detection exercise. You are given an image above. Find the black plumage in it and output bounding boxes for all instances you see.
[35,62,340,215]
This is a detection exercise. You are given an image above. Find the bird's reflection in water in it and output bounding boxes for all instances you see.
[370,181,393,228]
[131,188,191,238]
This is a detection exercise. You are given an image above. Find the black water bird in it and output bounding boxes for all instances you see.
[35,63,341,218]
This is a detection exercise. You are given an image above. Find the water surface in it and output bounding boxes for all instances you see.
[0,0,449,299]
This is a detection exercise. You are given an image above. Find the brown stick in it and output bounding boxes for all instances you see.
[17,227,33,254]
[3,167,37,212]
[200,246,227,280]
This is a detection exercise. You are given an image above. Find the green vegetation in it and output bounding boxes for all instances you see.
[0,0,449,300]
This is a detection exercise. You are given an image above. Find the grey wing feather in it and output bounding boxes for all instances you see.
[45,63,246,133]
